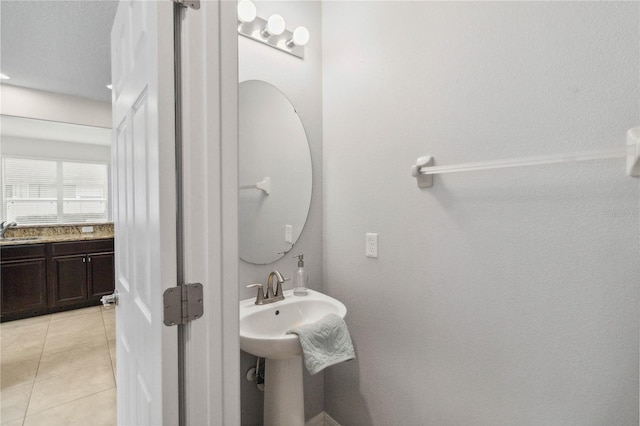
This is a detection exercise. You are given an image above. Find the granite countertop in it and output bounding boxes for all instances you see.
[0,223,114,247]
[0,233,114,246]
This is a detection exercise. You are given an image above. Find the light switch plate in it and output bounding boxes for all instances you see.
[81,226,94,233]
[285,225,293,243]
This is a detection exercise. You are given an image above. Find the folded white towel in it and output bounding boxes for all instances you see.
[288,313,355,375]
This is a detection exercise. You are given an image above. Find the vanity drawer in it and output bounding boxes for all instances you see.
[48,239,114,256]
[1,244,47,261]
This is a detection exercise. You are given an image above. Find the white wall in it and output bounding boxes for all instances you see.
[322,2,639,425]
[2,136,110,163]
[238,2,323,424]
[0,87,113,222]
[0,85,111,128]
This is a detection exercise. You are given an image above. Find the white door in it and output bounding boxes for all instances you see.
[111,1,179,425]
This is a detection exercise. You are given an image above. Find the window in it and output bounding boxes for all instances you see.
[2,157,109,224]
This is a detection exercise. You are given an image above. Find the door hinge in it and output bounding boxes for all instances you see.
[163,283,204,326]
[173,0,200,10]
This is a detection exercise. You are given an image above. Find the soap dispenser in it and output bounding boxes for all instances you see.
[293,254,308,296]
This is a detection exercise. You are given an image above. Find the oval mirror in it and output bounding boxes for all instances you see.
[239,80,312,264]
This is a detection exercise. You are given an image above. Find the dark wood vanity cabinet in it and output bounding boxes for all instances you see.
[1,244,49,320]
[0,238,114,321]
[87,252,115,300]
[49,239,115,309]
[50,254,88,306]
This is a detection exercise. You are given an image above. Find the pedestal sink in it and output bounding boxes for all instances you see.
[240,289,347,426]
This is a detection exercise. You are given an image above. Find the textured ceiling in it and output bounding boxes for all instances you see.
[0,0,118,102]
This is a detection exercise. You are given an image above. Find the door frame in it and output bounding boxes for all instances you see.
[178,1,240,424]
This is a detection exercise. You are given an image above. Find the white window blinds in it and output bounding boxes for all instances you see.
[2,157,109,225]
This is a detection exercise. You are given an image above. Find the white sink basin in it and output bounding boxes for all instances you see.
[240,289,347,359]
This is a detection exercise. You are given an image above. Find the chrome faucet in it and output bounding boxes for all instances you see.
[246,270,290,305]
[267,270,287,301]
[0,221,17,238]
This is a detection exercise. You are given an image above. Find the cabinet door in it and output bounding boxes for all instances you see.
[1,258,48,318]
[52,255,87,306]
[87,252,115,300]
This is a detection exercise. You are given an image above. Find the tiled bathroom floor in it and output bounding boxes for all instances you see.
[0,306,116,426]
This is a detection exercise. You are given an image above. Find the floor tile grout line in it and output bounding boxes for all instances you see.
[48,307,103,325]
[24,359,115,416]
[40,335,108,357]
[2,307,114,425]
[101,307,117,385]
[21,313,51,426]
[32,349,113,384]
[21,385,117,421]
[39,312,108,357]
[22,309,112,419]
[47,312,105,331]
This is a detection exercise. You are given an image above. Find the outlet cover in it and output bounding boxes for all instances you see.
[366,233,378,258]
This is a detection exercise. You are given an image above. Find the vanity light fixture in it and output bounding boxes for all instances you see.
[237,0,256,23]
[0,73,10,80]
[261,15,286,38]
[237,1,309,59]
[286,27,309,47]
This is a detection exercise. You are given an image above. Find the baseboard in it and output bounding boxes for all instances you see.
[323,412,342,426]
[305,412,342,426]
[305,413,325,426]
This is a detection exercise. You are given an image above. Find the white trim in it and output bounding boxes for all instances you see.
[155,2,181,423]
[181,1,240,424]
[324,412,342,426]
[219,1,241,421]
[305,412,343,426]
[305,412,325,426]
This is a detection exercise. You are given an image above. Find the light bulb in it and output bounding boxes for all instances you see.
[237,0,256,23]
[262,14,285,37]
[287,26,309,47]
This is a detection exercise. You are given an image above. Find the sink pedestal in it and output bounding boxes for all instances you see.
[264,356,304,426]
[240,290,347,425]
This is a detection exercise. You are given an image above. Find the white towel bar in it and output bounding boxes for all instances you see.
[240,177,271,195]
[412,128,640,188]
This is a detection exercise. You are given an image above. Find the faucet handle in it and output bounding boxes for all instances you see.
[246,283,265,305]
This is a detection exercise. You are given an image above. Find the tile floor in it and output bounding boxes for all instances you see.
[0,306,116,426]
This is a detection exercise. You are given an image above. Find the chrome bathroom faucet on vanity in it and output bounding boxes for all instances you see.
[246,270,290,305]
[0,221,17,238]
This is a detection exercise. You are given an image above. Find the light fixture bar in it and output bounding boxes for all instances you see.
[238,16,306,59]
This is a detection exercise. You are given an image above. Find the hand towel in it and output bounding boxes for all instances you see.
[287,313,355,375]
